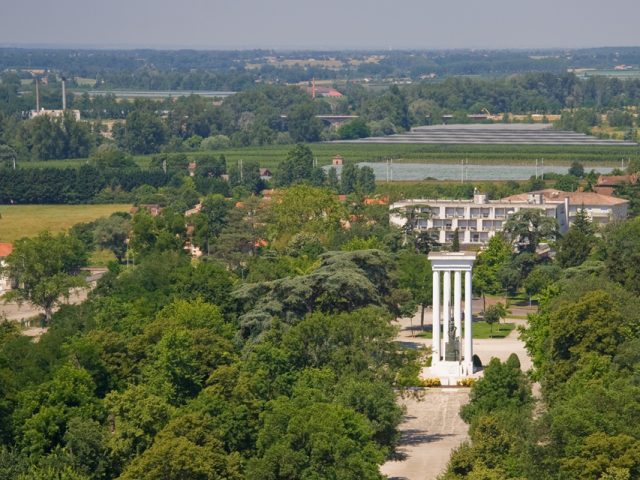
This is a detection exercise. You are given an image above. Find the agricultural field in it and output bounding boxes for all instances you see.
[12,142,638,172]
[0,204,131,242]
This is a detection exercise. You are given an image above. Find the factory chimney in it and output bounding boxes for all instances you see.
[61,77,67,111]
[35,77,40,111]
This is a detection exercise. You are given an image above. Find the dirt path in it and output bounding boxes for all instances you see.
[382,305,532,479]
[380,389,470,480]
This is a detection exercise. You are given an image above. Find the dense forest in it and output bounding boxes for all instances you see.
[0,163,436,478]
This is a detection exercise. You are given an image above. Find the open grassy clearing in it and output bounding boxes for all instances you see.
[14,143,635,171]
[416,321,516,339]
[0,204,131,242]
[89,248,118,266]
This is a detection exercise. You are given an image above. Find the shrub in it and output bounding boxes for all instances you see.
[457,378,477,387]
[423,377,441,387]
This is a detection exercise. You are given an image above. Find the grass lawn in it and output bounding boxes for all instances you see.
[417,321,516,339]
[0,204,131,242]
[89,248,117,266]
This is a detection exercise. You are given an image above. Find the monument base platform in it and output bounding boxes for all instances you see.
[423,361,480,386]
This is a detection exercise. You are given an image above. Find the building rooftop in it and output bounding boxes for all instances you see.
[0,243,13,257]
[501,189,628,206]
[596,174,637,187]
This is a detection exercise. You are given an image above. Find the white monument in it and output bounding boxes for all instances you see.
[427,251,477,384]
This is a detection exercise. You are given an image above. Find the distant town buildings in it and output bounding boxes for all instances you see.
[305,84,343,98]
[29,109,81,121]
[390,189,628,245]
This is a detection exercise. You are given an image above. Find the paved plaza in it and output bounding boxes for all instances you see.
[383,305,531,480]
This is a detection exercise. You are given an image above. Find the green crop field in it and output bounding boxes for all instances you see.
[201,143,638,168]
[14,143,638,171]
[0,204,131,243]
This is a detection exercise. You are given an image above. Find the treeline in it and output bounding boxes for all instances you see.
[4,72,640,161]
[0,165,168,203]
[556,107,638,140]
[5,47,640,82]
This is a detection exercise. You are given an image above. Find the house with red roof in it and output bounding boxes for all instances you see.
[594,174,638,196]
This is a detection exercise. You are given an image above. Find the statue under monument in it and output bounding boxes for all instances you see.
[444,321,460,362]
[427,251,477,384]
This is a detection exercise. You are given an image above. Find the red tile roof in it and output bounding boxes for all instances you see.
[597,174,638,187]
[0,243,13,257]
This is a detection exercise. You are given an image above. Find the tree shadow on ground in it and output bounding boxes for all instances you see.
[387,429,456,462]
[400,429,452,446]
[395,340,426,350]
[401,323,431,335]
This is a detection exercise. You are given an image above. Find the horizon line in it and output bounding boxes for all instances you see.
[2,43,640,52]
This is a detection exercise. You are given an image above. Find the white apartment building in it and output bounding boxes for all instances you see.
[390,189,628,245]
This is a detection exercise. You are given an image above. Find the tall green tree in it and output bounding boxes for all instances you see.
[604,217,640,293]
[274,144,315,187]
[503,209,557,253]
[270,184,345,241]
[193,194,231,255]
[93,215,131,263]
[396,251,432,329]
[2,232,87,324]
[114,110,167,155]
[287,103,323,143]
[556,227,594,268]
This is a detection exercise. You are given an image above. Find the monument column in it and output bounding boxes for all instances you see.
[432,270,441,363]
[428,252,477,382]
[442,270,451,343]
[464,269,473,370]
[454,271,462,341]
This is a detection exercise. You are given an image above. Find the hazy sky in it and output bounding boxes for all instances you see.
[1,0,639,50]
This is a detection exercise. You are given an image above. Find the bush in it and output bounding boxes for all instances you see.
[457,378,477,387]
[423,377,441,387]
[472,354,483,370]
[201,134,231,150]
[506,353,521,369]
